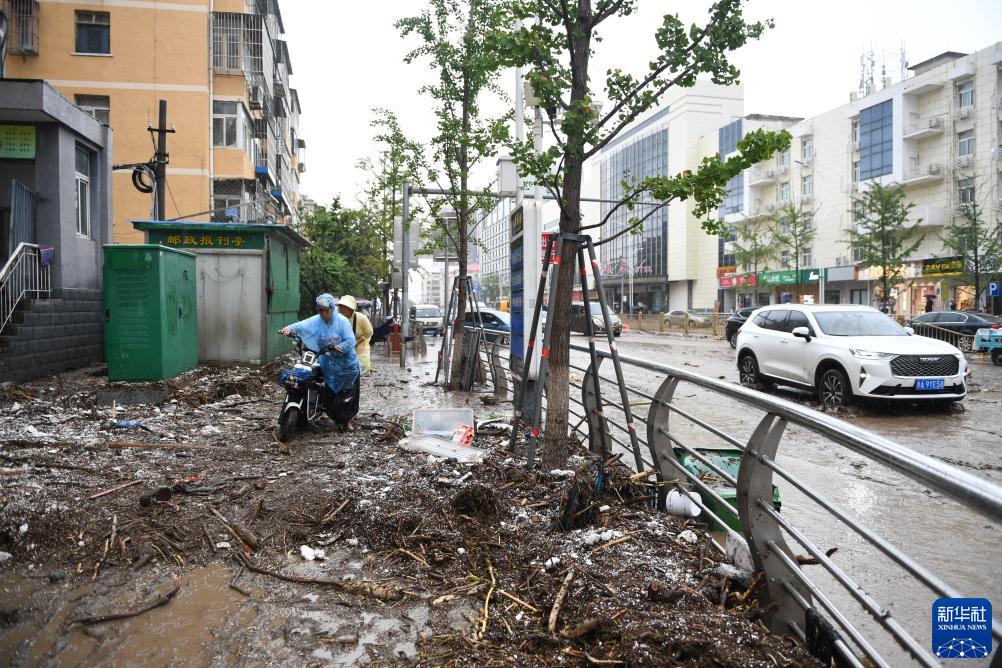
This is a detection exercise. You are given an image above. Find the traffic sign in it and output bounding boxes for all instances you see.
[990,281,1000,298]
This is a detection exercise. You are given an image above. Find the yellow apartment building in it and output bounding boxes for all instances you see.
[3,0,305,244]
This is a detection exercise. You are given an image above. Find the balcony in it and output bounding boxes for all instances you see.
[902,163,945,186]
[748,167,776,187]
[909,206,947,228]
[4,0,40,55]
[902,116,943,141]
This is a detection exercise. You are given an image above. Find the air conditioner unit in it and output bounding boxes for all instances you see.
[249,86,263,109]
[801,194,813,204]
[954,155,971,169]
[927,117,942,130]
[765,202,777,212]
[953,106,970,120]
[848,141,860,152]
[777,164,789,175]
[835,255,849,266]
[926,163,943,175]
[992,145,1002,159]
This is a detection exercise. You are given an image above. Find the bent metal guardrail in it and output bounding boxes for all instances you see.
[483,339,1002,667]
[0,242,52,335]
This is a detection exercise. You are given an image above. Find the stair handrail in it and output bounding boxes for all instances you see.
[1,242,52,335]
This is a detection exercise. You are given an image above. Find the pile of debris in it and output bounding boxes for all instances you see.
[0,363,817,666]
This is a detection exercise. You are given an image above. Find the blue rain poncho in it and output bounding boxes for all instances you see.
[287,312,360,393]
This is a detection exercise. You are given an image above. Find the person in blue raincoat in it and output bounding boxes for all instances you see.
[281,293,361,430]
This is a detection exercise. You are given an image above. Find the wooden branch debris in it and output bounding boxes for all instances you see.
[548,570,574,634]
[208,506,258,548]
[320,498,350,524]
[235,552,402,602]
[88,480,141,500]
[76,584,181,624]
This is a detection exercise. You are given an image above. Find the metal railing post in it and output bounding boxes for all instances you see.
[646,375,682,509]
[736,412,809,635]
[491,340,508,398]
[581,360,611,457]
[683,312,690,336]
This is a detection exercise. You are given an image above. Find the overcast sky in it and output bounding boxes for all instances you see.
[283,1,1002,207]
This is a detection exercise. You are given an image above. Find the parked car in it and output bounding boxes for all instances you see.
[410,304,443,336]
[736,305,967,409]
[725,307,757,349]
[908,310,1002,336]
[464,308,510,342]
[663,309,709,328]
[570,302,622,336]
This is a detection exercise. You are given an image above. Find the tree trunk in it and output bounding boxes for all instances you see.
[542,0,592,469]
[448,46,474,391]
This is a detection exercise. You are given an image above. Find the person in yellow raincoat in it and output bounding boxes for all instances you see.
[337,295,373,373]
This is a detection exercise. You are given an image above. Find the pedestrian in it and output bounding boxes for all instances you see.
[924,294,935,313]
[949,299,957,311]
[280,293,361,431]
[337,295,373,373]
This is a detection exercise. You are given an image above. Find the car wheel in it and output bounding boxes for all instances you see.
[818,368,852,410]
[727,331,737,349]
[959,337,973,352]
[738,354,762,388]
[992,349,1002,366]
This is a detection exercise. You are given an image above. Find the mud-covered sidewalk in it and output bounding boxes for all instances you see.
[1,350,818,666]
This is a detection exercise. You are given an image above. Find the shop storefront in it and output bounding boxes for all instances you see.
[823,265,861,305]
[918,256,966,312]
[730,273,766,307]
[758,268,820,304]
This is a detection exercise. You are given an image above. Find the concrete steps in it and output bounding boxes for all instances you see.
[0,289,105,382]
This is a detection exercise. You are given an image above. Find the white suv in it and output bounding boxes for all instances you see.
[736,305,967,409]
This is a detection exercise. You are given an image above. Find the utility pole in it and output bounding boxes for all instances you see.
[148,99,175,220]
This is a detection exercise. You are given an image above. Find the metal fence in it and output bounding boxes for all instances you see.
[618,312,727,338]
[1,242,51,334]
[482,338,1002,666]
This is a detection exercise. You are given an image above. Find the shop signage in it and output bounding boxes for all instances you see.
[0,125,36,159]
[800,268,821,283]
[734,273,758,287]
[719,275,734,288]
[922,256,964,277]
[540,233,557,268]
[825,266,856,283]
[148,229,263,250]
[758,269,798,286]
[864,263,919,280]
[716,265,736,278]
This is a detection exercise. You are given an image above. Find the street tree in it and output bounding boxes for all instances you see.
[481,273,508,303]
[490,0,790,460]
[299,200,390,316]
[940,193,1002,311]
[358,109,425,317]
[730,217,775,274]
[844,183,924,312]
[397,0,513,390]
[769,204,815,300]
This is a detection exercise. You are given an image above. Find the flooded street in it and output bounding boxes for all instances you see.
[567,332,1002,665]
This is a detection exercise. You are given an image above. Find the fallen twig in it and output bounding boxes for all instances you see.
[548,570,574,634]
[76,585,180,624]
[208,506,259,548]
[560,618,603,639]
[590,532,638,554]
[628,469,657,482]
[497,589,539,612]
[235,551,402,602]
[88,480,141,500]
[479,560,496,640]
[320,498,350,524]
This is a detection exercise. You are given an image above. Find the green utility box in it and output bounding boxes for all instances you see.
[104,245,197,381]
[676,446,782,533]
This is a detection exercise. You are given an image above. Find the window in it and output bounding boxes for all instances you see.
[75,146,92,237]
[762,310,790,331]
[75,95,110,124]
[213,102,238,147]
[958,178,975,204]
[801,137,813,161]
[802,212,814,232]
[859,99,893,180]
[852,160,860,183]
[851,245,863,262]
[779,181,791,202]
[802,246,812,267]
[802,174,813,197]
[784,310,814,335]
[851,119,860,144]
[780,150,790,169]
[957,79,974,108]
[958,130,975,156]
[850,289,867,305]
[780,250,791,269]
[752,313,768,327]
[75,11,110,54]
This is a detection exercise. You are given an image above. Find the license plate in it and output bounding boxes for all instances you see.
[916,378,945,391]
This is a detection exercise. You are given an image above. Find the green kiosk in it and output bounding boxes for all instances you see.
[131,221,309,366]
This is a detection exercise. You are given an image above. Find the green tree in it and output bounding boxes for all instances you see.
[481,273,508,303]
[490,1,789,457]
[298,200,390,316]
[941,193,1002,311]
[358,109,425,318]
[770,204,816,299]
[397,0,512,390]
[731,217,775,274]
[844,183,924,312]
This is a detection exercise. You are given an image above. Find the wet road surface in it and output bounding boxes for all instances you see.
[563,332,1002,666]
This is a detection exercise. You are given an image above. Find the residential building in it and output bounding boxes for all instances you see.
[714,42,1002,313]
[3,0,305,243]
[1,79,113,381]
[598,81,744,312]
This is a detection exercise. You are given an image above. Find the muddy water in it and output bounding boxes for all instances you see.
[566,334,1002,666]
